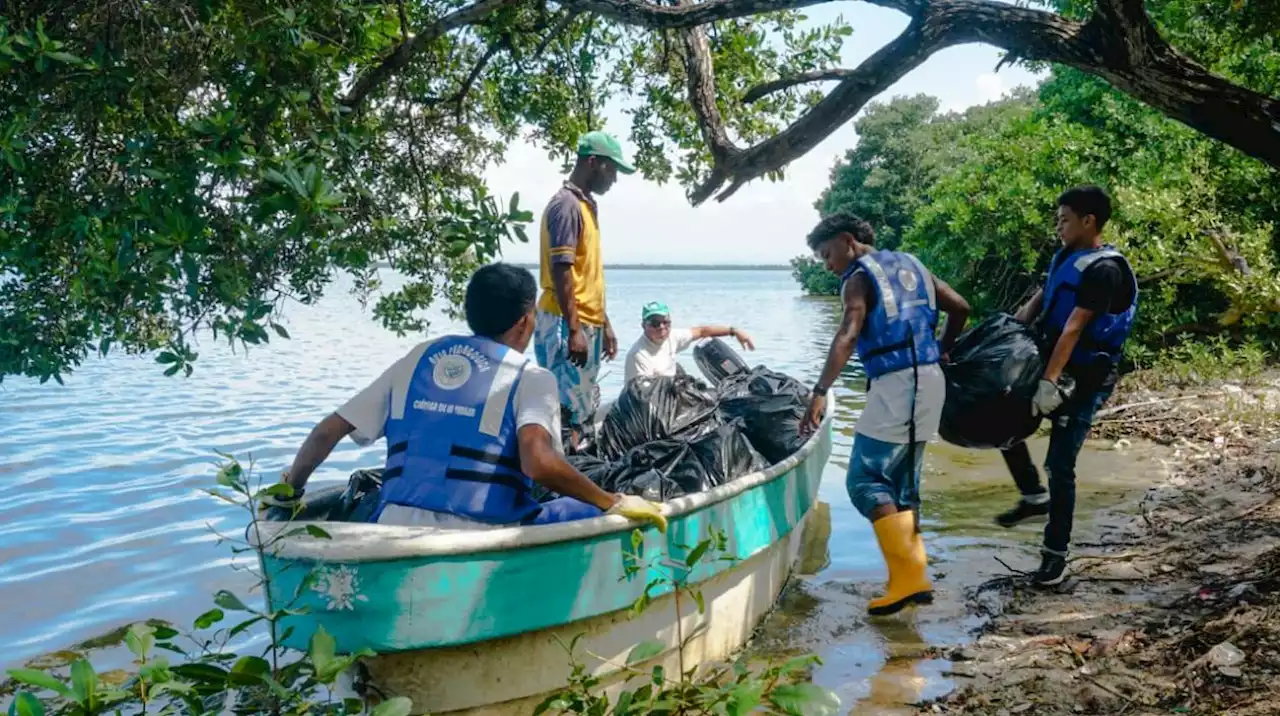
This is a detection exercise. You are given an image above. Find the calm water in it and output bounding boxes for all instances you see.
[0,268,1169,708]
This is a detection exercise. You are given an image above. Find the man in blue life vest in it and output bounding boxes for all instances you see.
[801,214,971,616]
[995,185,1137,586]
[267,262,667,532]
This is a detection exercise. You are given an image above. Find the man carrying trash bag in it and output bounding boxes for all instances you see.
[802,214,971,616]
[994,185,1138,587]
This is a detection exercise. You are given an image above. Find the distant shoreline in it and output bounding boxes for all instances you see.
[373,262,790,271]
[512,263,789,271]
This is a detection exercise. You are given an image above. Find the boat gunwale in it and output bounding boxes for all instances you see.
[254,398,834,563]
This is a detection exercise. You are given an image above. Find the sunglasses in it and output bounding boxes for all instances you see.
[646,318,671,328]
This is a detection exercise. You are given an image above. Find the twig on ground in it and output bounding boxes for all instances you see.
[1179,495,1280,528]
[1069,544,1179,566]
[1095,394,1217,419]
[994,556,1031,576]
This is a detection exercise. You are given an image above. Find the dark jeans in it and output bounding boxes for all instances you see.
[1000,385,1114,554]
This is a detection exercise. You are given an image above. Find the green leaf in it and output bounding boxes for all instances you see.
[626,639,666,666]
[125,623,155,659]
[8,691,45,716]
[778,654,821,675]
[230,656,270,677]
[164,363,182,377]
[685,539,711,568]
[309,625,337,677]
[213,590,249,611]
[69,660,97,709]
[305,524,331,539]
[767,683,841,716]
[155,351,179,364]
[194,608,224,629]
[271,323,290,339]
[169,663,229,684]
[227,615,264,638]
[258,483,295,500]
[726,682,764,716]
[630,529,643,553]
[5,671,70,698]
[44,50,82,64]
[151,625,179,640]
[508,191,520,217]
[692,589,705,615]
[370,697,413,716]
[149,681,195,696]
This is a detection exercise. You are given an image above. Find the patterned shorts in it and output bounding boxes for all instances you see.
[533,311,604,428]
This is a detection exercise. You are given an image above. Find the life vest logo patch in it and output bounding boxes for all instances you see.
[897,267,919,293]
[432,353,473,390]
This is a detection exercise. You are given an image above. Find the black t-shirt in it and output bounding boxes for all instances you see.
[1059,257,1135,391]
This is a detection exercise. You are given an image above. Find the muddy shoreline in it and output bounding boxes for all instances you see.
[919,373,1280,715]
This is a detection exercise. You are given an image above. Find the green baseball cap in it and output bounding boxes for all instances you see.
[641,301,671,321]
[577,131,636,175]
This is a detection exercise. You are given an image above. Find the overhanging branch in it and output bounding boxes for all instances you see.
[342,0,519,109]
[684,0,1280,204]
[558,0,835,30]
[742,68,859,103]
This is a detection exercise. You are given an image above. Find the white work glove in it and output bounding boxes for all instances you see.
[1031,379,1067,417]
[607,494,668,533]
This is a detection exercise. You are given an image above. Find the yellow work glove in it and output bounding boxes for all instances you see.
[607,494,668,533]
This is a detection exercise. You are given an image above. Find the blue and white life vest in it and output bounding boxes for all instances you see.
[1040,246,1138,366]
[841,250,941,380]
[371,335,539,524]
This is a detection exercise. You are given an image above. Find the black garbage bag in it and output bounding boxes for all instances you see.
[938,313,1073,450]
[604,419,767,500]
[338,468,384,522]
[693,337,750,386]
[687,419,769,485]
[716,367,811,464]
[597,374,720,461]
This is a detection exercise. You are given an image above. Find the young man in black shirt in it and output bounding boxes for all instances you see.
[995,185,1138,585]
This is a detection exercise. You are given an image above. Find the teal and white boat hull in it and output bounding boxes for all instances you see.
[256,410,834,715]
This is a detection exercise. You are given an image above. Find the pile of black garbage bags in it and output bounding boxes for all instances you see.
[559,355,812,503]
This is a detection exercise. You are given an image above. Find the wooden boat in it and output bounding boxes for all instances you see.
[255,404,834,715]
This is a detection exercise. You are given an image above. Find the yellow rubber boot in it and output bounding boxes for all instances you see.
[867,510,933,616]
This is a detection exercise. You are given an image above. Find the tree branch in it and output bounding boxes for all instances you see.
[559,0,838,30]
[742,68,859,104]
[688,9,959,204]
[342,0,519,109]
[680,0,1280,204]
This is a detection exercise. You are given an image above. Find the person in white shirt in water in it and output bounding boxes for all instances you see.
[623,301,755,384]
[266,263,667,533]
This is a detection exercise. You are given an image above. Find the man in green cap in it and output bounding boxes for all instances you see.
[624,301,755,384]
[535,131,636,446]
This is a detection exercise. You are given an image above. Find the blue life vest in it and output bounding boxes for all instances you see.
[371,335,540,524]
[1040,246,1138,366]
[841,250,941,380]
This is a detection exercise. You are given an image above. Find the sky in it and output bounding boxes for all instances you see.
[486,2,1044,266]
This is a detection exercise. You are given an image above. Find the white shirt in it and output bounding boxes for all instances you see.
[336,339,563,528]
[624,328,697,383]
